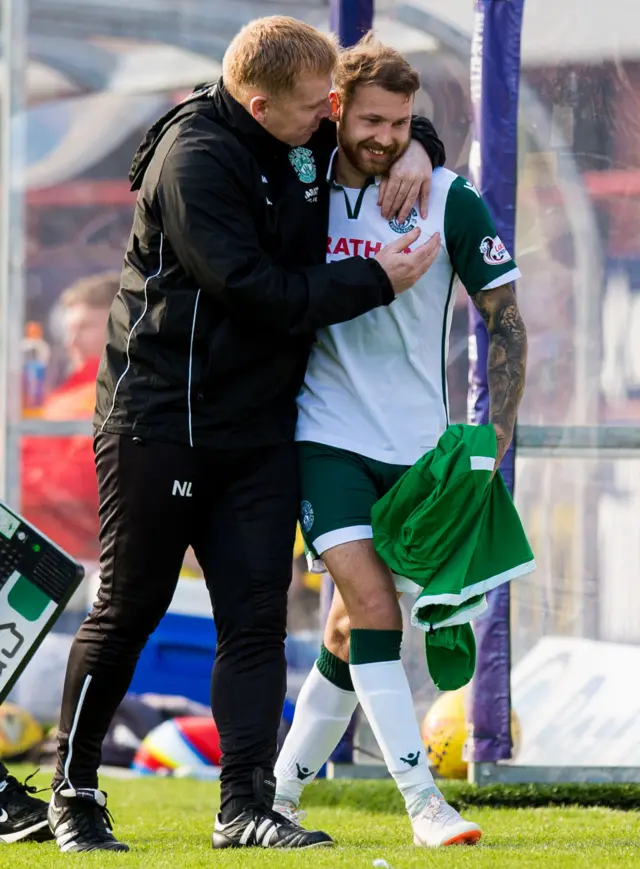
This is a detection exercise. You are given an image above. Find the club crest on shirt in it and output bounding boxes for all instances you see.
[301,500,315,532]
[289,147,317,184]
[389,207,418,234]
[479,235,511,265]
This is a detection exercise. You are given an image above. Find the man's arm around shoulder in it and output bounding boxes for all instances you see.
[156,136,434,334]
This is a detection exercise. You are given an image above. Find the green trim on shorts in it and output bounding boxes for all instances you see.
[297,441,409,558]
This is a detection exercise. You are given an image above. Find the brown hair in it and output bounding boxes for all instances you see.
[60,272,120,310]
[335,33,420,106]
[223,16,338,101]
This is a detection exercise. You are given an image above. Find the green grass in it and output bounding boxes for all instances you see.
[7,767,640,868]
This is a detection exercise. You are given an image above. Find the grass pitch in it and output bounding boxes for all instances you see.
[7,766,640,868]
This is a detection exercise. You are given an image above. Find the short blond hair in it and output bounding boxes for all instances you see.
[335,33,420,107]
[223,16,338,101]
[60,272,120,310]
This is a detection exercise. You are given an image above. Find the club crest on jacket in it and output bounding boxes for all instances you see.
[289,147,317,184]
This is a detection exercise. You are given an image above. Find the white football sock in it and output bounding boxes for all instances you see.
[274,664,358,807]
[350,659,440,817]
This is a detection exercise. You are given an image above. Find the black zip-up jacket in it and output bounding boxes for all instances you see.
[95,80,446,448]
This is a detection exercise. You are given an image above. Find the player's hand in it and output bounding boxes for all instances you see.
[375,228,441,296]
[379,140,432,223]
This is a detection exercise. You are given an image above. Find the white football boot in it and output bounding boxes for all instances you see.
[411,793,482,847]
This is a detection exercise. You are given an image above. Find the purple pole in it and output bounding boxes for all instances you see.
[323,0,374,766]
[467,0,525,763]
[323,0,374,626]
[330,0,374,45]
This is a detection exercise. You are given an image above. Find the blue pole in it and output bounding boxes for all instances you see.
[467,0,525,763]
[323,0,374,767]
[323,0,375,626]
[330,0,374,46]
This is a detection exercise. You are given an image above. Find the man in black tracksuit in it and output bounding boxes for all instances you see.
[48,19,445,853]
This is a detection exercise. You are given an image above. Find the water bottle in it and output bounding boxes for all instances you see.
[22,321,50,417]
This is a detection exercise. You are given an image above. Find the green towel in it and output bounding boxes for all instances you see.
[371,423,535,690]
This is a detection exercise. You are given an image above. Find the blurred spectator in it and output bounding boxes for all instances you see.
[42,272,120,419]
[21,272,120,562]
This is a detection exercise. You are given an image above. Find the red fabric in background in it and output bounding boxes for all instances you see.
[21,358,101,561]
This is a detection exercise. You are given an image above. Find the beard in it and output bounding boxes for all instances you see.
[338,128,410,178]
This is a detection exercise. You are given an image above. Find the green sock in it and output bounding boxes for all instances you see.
[349,628,438,817]
[316,643,354,691]
[350,628,402,664]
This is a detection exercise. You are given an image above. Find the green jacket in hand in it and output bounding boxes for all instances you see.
[371,423,535,691]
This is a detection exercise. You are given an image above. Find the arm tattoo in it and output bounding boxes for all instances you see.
[472,283,527,439]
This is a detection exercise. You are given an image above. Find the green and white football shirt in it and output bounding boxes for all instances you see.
[296,151,521,465]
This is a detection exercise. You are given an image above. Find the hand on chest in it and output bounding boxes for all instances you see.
[327,185,443,262]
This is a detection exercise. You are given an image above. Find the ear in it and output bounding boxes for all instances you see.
[329,90,341,123]
[249,95,269,124]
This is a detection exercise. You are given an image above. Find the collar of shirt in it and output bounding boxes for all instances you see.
[326,146,381,190]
